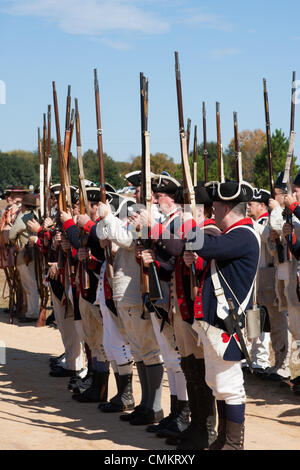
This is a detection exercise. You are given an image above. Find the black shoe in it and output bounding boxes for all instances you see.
[129,408,164,426]
[146,416,174,434]
[100,373,135,413]
[72,371,109,403]
[69,372,93,393]
[146,395,178,434]
[100,401,135,413]
[120,405,146,422]
[18,317,37,323]
[49,367,77,377]
[156,400,190,438]
[46,312,56,326]
[49,353,65,365]
[253,368,267,377]
[265,373,290,382]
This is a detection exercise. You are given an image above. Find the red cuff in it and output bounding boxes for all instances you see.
[83,220,96,234]
[63,219,76,231]
[289,202,299,213]
[292,232,297,245]
[87,254,98,270]
[154,260,160,270]
[44,231,51,241]
[195,256,204,272]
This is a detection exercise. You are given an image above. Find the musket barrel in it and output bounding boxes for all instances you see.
[94,68,106,202]
[174,51,185,132]
[202,102,208,183]
[263,78,275,198]
[233,111,240,182]
[216,102,224,182]
[193,125,197,186]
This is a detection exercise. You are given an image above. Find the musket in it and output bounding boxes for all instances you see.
[174,51,197,300]
[68,108,75,181]
[263,78,284,263]
[63,86,73,185]
[39,121,45,220]
[193,125,198,187]
[186,118,191,157]
[216,102,225,183]
[52,81,72,213]
[233,111,243,182]
[139,72,163,301]
[64,85,71,148]
[75,98,90,290]
[94,68,113,279]
[263,79,275,198]
[202,102,208,183]
[35,122,49,327]
[283,72,297,259]
[45,104,52,218]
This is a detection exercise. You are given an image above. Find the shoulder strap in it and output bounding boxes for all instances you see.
[211,225,261,320]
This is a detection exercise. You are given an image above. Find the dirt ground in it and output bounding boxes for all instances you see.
[0,269,299,451]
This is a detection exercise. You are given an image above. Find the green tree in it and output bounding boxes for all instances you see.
[82,149,125,189]
[0,150,39,191]
[226,129,266,182]
[253,129,299,189]
[120,153,180,181]
[185,141,231,183]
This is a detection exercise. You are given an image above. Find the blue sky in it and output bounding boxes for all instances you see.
[1,0,300,172]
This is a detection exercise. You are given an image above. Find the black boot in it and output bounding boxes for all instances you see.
[72,371,109,403]
[98,372,119,410]
[173,356,216,450]
[129,363,164,426]
[100,373,135,412]
[120,361,148,422]
[156,400,190,438]
[69,370,94,394]
[146,395,178,433]
[119,405,147,422]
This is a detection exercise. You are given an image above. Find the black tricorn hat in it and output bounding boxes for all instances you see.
[274,171,287,192]
[205,181,254,203]
[125,171,142,187]
[85,186,101,202]
[152,175,180,195]
[50,185,78,204]
[106,192,136,217]
[195,182,213,205]
[293,171,300,188]
[252,188,271,205]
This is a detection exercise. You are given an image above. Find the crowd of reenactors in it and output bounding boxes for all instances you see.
[0,169,299,451]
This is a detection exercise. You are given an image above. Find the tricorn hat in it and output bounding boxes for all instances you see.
[274,171,287,192]
[152,175,180,195]
[252,188,271,205]
[205,180,254,203]
[85,186,101,202]
[106,192,136,217]
[125,170,142,187]
[293,171,300,188]
[50,184,78,204]
[195,182,213,205]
